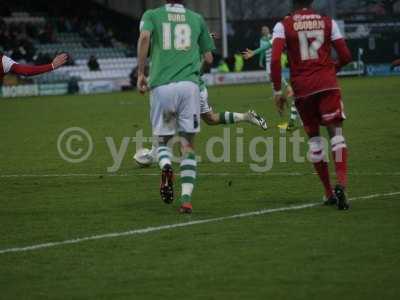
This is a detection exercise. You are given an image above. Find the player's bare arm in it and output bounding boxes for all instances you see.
[137,30,151,94]
[9,53,68,76]
[203,51,214,65]
[242,49,255,60]
[243,42,271,60]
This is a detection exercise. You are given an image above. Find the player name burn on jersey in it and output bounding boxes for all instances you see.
[168,13,186,22]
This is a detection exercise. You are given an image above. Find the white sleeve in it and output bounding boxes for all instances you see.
[2,55,17,73]
[331,20,343,41]
[272,22,285,42]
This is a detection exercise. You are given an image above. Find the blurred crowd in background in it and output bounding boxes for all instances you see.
[0,17,116,63]
[0,0,399,77]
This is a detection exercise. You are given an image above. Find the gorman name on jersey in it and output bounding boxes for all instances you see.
[294,19,325,31]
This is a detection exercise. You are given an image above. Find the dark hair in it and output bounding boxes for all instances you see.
[293,0,313,7]
[166,0,184,4]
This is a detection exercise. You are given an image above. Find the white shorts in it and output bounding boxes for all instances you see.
[200,88,212,115]
[150,81,201,136]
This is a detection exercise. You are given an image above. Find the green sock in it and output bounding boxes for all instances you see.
[157,146,172,169]
[180,152,197,203]
[219,112,247,124]
[289,105,298,122]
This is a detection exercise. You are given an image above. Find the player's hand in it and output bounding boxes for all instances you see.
[137,73,149,94]
[242,49,254,60]
[52,53,69,69]
[274,94,288,116]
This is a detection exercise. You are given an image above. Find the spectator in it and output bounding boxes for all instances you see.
[234,52,244,72]
[57,17,67,32]
[218,59,230,73]
[88,55,100,71]
[95,21,106,36]
[38,21,55,43]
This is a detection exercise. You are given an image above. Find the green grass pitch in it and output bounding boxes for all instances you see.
[0,77,399,299]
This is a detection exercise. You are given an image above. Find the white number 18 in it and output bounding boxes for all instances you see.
[298,30,324,61]
[163,23,192,51]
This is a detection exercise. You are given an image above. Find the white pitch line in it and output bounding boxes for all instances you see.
[0,191,399,255]
[1,172,400,179]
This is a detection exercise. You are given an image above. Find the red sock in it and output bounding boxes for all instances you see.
[313,161,333,198]
[332,147,348,188]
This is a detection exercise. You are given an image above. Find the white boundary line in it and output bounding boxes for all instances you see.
[0,191,399,255]
[1,172,400,179]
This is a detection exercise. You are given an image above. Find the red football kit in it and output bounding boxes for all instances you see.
[271,8,352,204]
[271,8,352,134]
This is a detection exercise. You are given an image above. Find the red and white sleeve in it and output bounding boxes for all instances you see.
[2,55,17,74]
[331,20,352,71]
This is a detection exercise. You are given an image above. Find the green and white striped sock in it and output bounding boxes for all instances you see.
[219,112,247,124]
[157,146,172,169]
[282,77,289,89]
[290,105,298,122]
[180,152,197,202]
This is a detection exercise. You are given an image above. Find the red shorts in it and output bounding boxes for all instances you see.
[295,89,346,135]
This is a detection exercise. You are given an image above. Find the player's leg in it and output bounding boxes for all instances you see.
[200,88,221,126]
[150,85,177,204]
[201,111,220,125]
[282,77,299,130]
[218,111,267,129]
[200,87,267,129]
[176,81,202,213]
[203,110,270,129]
[296,96,335,203]
[327,125,348,185]
[276,74,290,129]
[178,132,197,214]
[320,90,349,210]
[279,74,299,131]
[157,135,175,204]
[288,104,299,130]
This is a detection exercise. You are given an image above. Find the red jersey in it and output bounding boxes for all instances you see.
[271,8,351,99]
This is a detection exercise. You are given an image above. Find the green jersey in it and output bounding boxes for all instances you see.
[140,4,215,89]
[255,36,272,67]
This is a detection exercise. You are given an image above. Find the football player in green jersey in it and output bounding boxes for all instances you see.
[199,33,268,129]
[137,0,215,213]
[243,26,300,131]
[198,75,268,129]
[144,33,268,187]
